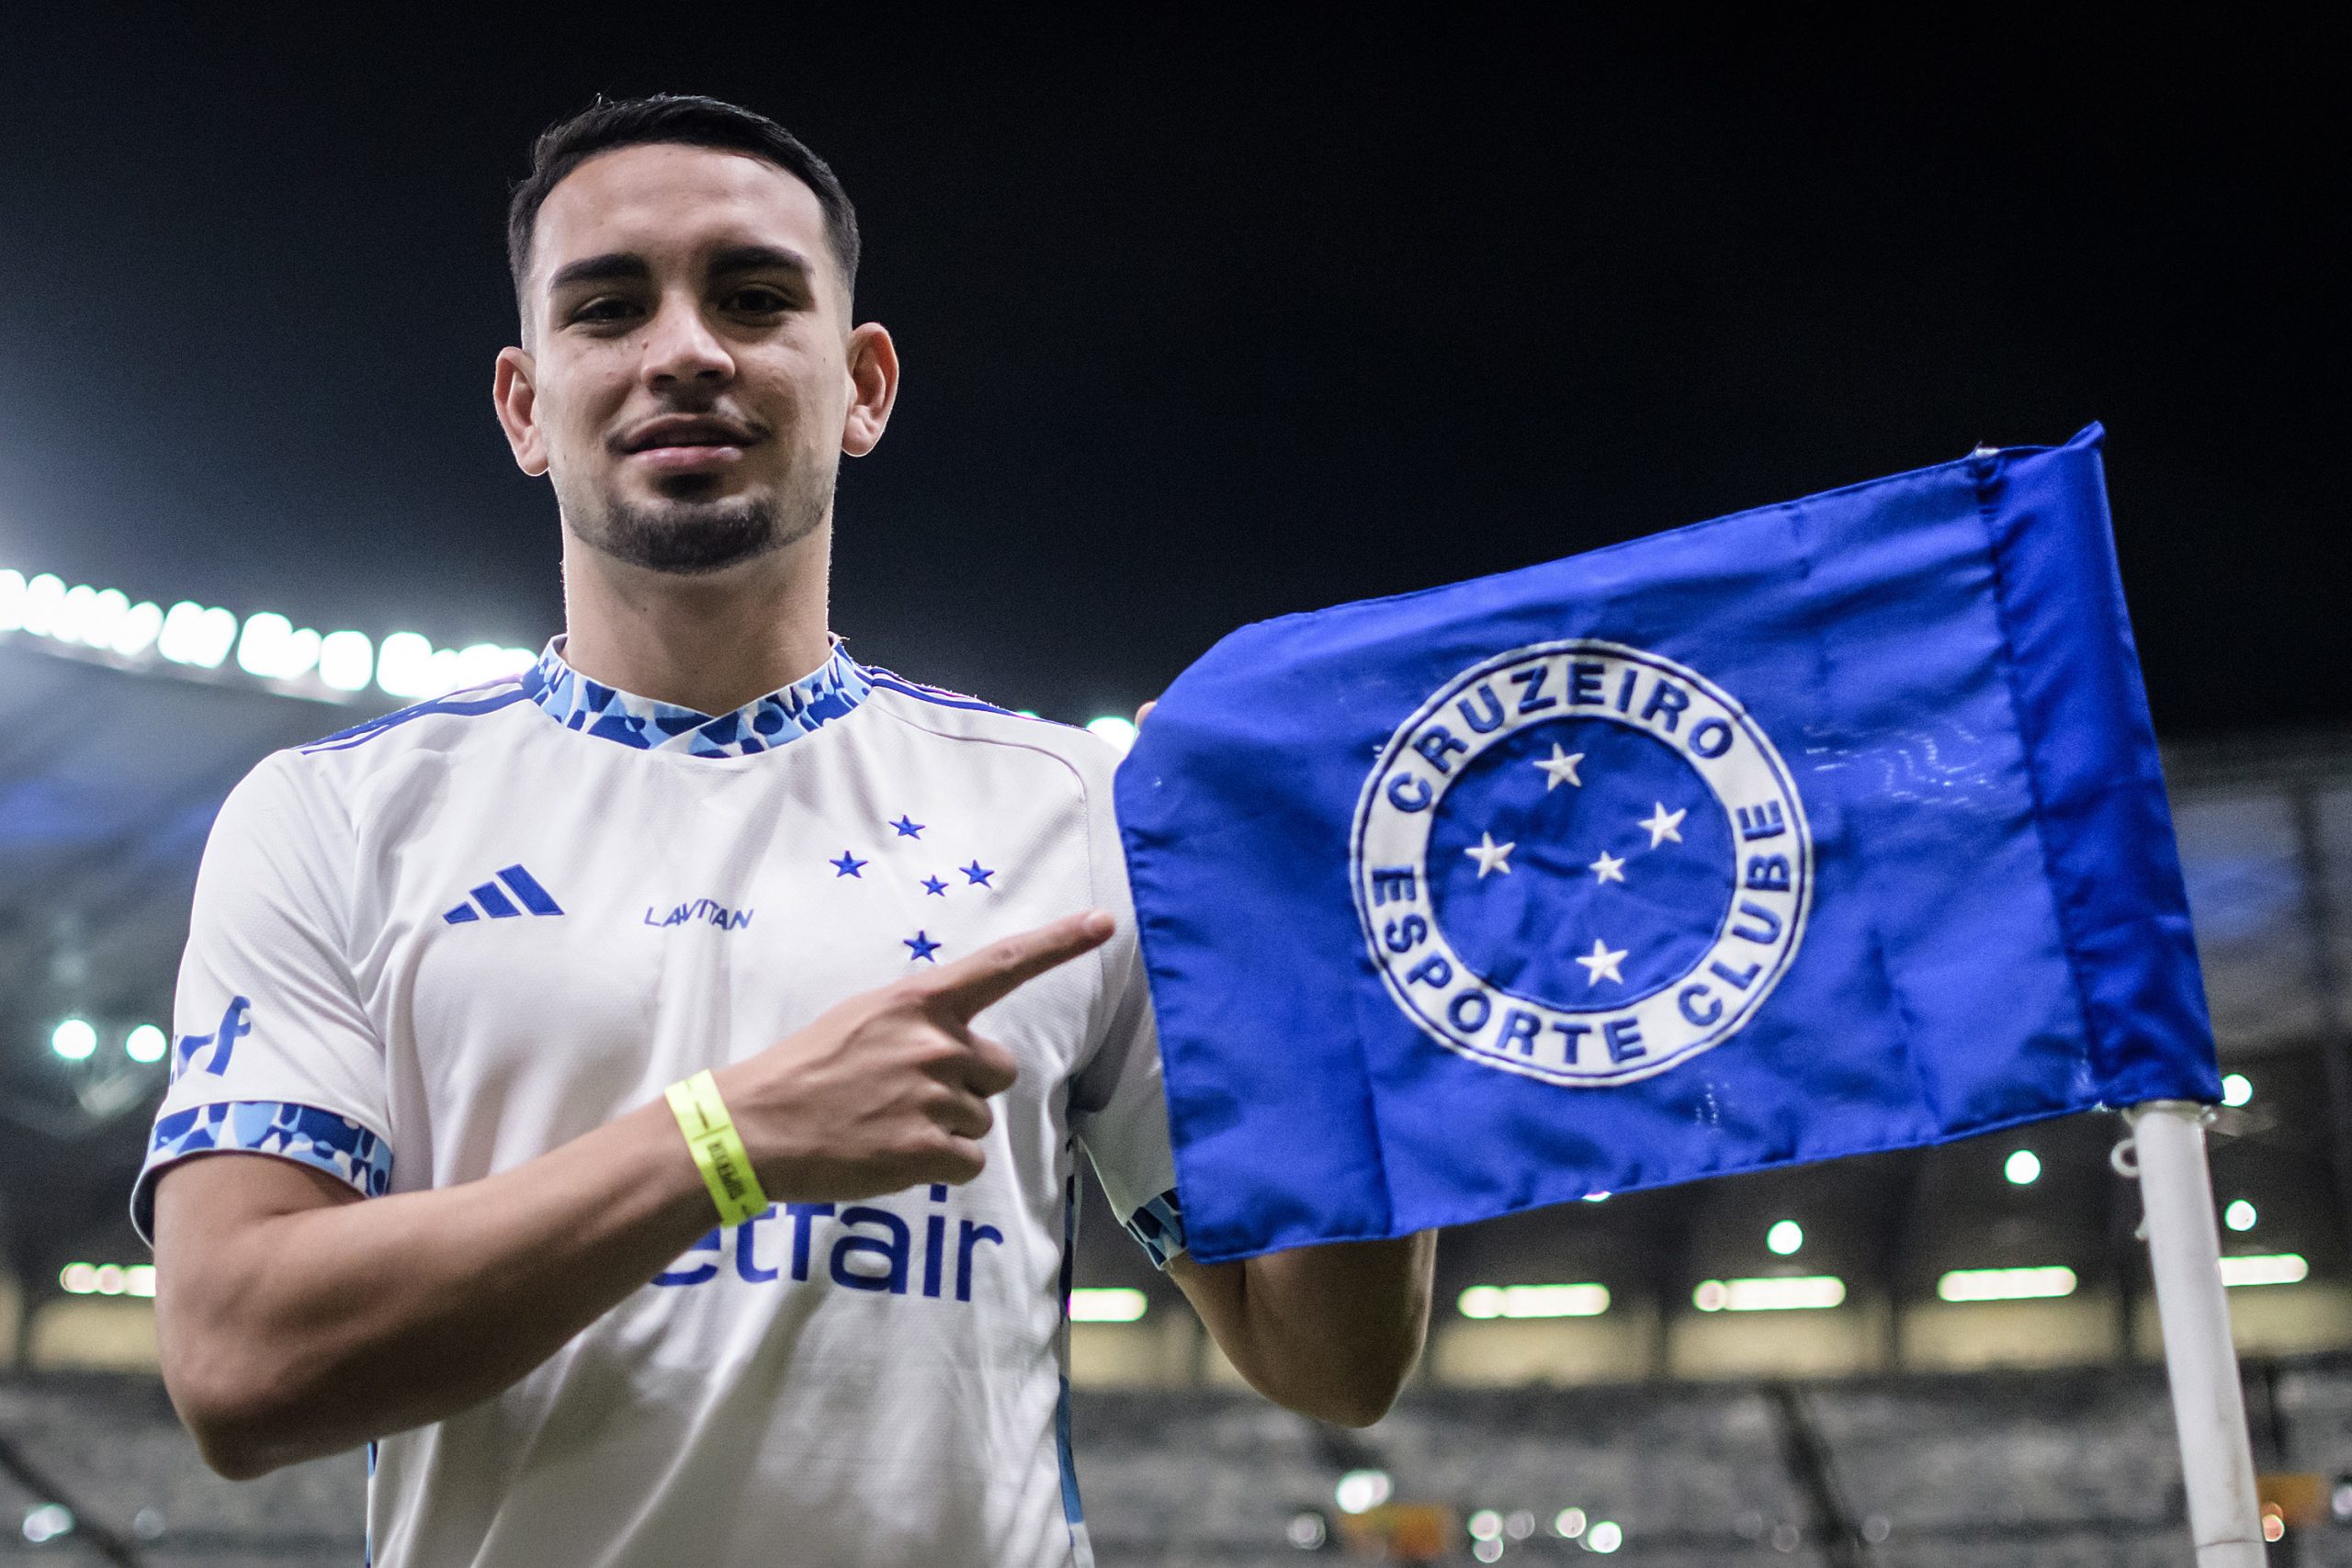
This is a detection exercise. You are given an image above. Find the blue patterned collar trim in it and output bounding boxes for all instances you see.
[526,637,873,758]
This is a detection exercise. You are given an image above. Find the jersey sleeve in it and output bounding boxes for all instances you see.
[1069,774,1186,1269]
[130,750,393,1245]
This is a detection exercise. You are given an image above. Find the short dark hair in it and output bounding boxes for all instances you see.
[506,95,860,314]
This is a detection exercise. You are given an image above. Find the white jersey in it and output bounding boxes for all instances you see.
[133,638,1187,1568]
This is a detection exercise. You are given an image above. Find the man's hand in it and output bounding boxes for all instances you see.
[716,909,1114,1201]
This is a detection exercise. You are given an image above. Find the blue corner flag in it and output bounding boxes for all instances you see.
[1115,426,2219,1265]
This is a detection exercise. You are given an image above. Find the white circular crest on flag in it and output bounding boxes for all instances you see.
[1351,639,1812,1087]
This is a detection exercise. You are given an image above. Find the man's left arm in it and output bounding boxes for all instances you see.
[1167,1231,1436,1427]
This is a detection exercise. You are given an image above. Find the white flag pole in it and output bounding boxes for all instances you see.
[2124,1100,2267,1565]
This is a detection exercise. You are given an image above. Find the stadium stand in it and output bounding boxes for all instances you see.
[5,606,2351,1564]
[3,1360,2349,1563]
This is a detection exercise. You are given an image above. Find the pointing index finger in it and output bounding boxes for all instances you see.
[915,910,1116,1021]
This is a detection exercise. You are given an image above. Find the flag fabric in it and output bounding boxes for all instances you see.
[1114,426,2218,1265]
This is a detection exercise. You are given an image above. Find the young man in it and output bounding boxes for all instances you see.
[138,96,1434,1567]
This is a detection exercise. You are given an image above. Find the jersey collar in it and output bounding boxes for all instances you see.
[525,636,874,758]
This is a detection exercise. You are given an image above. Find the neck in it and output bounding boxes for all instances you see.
[557,521,836,716]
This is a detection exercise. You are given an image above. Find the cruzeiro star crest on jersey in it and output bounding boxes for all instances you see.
[1351,640,1812,1087]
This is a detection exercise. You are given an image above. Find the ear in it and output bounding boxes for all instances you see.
[841,323,900,458]
[492,346,549,477]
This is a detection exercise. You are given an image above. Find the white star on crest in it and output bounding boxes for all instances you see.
[1589,849,1627,885]
[1531,745,1586,790]
[1639,802,1687,847]
[1575,937,1628,986]
[1464,831,1516,878]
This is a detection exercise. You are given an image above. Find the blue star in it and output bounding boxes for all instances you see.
[961,861,995,887]
[830,851,866,878]
[921,876,948,897]
[903,931,942,963]
[891,816,925,839]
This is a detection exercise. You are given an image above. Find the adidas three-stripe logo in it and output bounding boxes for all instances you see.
[443,864,565,924]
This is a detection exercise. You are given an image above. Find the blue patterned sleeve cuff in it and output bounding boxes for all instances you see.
[1121,1188,1188,1269]
[131,1100,394,1245]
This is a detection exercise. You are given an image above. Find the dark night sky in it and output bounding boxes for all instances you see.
[0,16,2339,733]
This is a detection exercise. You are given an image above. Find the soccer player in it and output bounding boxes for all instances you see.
[136,96,1435,1566]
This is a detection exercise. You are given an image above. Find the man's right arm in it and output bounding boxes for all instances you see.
[153,910,1112,1480]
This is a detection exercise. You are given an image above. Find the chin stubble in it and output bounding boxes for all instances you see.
[575,472,831,577]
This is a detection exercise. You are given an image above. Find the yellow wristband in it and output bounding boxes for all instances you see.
[665,1069,768,1227]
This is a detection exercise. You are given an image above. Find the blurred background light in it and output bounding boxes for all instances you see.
[2221,1072,2254,1107]
[111,598,164,656]
[50,1018,96,1061]
[1085,715,1138,753]
[21,1504,74,1544]
[1457,1283,1610,1320]
[2004,1148,2041,1185]
[1067,1287,1148,1323]
[1766,1219,1804,1256]
[124,1023,168,1064]
[1694,1276,1847,1312]
[2220,1254,2306,1288]
[1937,1266,2077,1303]
[317,629,375,691]
[1333,1470,1390,1515]
[2223,1200,2257,1233]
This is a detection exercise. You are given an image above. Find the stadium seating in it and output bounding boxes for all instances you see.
[6,1359,2346,1564]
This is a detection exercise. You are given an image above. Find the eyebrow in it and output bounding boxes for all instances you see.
[707,244,812,280]
[544,245,813,297]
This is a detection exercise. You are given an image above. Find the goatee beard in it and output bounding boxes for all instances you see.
[581,486,825,576]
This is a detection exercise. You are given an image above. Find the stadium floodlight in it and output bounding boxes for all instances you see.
[1456,1283,1610,1320]
[376,631,439,697]
[2221,1072,2253,1108]
[1936,1265,2077,1303]
[2219,1253,2307,1288]
[0,568,27,630]
[1085,715,1138,753]
[2223,1200,2257,1233]
[1066,1287,1148,1323]
[124,1024,168,1064]
[1333,1471,1391,1515]
[1585,1520,1623,1553]
[237,612,327,681]
[157,601,237,668]
[110,599,164,657]
[50,1019,97,1061]
[1766,1219,1804,1256]
[1692,1276,1847,1312]
[61,584,130,649]
[1554,1508,1588,1540]
[318,629,375,692]
[53,583,95,643]
[237,612,293,676]
[16,572,66,637]
[2005,1148,2042,1185]
[458,642,535,688]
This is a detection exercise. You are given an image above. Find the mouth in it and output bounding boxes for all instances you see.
[616,415,765,474]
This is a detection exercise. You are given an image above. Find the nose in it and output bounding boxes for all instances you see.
[639,289,734,391]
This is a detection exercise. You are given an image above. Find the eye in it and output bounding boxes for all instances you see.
[727,286,791,314]
[569,296,643,327]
